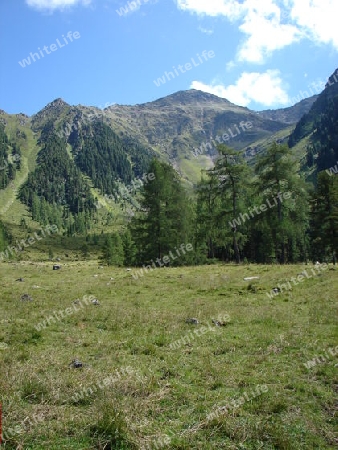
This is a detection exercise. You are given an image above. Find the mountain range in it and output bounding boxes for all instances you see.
[0,89,317,188]
[1,67,338,240]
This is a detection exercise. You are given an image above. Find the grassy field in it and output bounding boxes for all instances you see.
[0,260,337,449]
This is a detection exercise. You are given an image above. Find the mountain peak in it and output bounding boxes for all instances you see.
[149,89,233,107]
[47,98,70,108]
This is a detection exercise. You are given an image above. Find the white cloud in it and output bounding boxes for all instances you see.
[237,3,301,63]
[176,0,243,19]
[191,70,290,107]
[290,0,338,48]
[26,0,91,11]
[176,0,338,63]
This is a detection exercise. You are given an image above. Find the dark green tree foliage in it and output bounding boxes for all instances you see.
[119,135,156,178]
[19,134,95,232]
[0,220,10,251]
[195,143,310,263]
[11,141,21,170]
[212,146,251,263]
[100,233,124,266]
[0,124,16,190]
[121,229,136,266]
[70,122,133,195]
[254,143,309,263]
[312,99,338,172]
[289,69,338,174]
[311,172,338,262]
[195,174,222,260]
[196,146,251,263]
[130,159,193,265]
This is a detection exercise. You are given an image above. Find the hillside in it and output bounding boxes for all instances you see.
[257,96,318,124]
[29,90,318,186]
[0,87,327,246]
[288,69,338,176]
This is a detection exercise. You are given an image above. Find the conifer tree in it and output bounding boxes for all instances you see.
[311,171,338,263]
[130,159,192,265]
[101,233,124,266]
[198,145,251,263]
[254,142,309,263]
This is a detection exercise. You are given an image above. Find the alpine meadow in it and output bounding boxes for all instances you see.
[1,1,338,449]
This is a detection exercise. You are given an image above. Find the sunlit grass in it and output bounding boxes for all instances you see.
[0,261,337,449]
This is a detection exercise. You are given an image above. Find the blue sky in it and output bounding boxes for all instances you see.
[1,0,337,115]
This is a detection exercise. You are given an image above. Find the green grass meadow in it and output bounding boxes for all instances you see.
[0,261,337,449]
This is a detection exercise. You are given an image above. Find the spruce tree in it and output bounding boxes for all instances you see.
[311,171,338,263]
[100,233,124,266]
[254,142,309,263]
[198,145,251,263]
[130,159,192,265]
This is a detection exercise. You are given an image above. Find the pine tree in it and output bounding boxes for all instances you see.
[130,159,192,265]
[100,233,124,266]
[198,145,251,263]
[254,142,309,263]
[311,171,338,263]
[121,229,136,266]
[195,174,221,260]
[0,220,9,252]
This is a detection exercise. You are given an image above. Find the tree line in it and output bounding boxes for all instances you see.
[101,144,337,266]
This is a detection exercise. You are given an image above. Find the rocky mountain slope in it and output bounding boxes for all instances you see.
[288,68,338,177]
[26,90,317,184]
[0,89,319,196]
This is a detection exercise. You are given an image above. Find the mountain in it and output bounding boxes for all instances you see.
[288,68,338,176]
[100,89,317,183]
[257,96,318,124]
[0,88,321,234]
[8,89,304,188]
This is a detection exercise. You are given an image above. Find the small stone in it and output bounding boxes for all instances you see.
[212,319,228,327]
[185,318,199,324]
[69,359,83,368]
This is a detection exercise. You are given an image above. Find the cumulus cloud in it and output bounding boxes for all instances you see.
[237,5,301,63]
[176,0,338,63]
[26,0,91,11]
[191,70,290,107]
[290,0,338,48]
